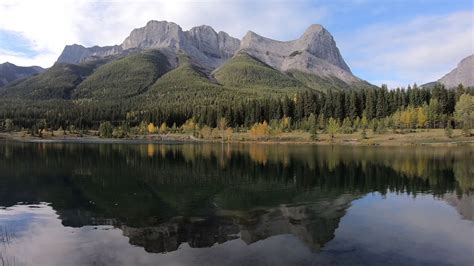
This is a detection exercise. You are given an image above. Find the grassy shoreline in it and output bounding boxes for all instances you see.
[0,129,473,147]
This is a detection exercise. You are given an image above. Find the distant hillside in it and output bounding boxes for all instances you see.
[214,52,308,92]
[0,63,94,99]
[0,62,44,87]
[74,50,171,99]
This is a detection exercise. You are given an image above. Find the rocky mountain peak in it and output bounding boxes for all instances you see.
[189,25,217,35]
[57,20,240,69]
[121,20,183,50]
[238,25,356,83]
[55,20,357,82]
[438,54,474,88]
[302,24,324,35]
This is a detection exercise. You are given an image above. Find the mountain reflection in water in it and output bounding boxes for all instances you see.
[0,142,472,266]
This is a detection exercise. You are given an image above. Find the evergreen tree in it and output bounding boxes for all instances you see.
[348,91,358,120]
[376,85,388,118]
[334,92,345,120]
[365,89,376,120]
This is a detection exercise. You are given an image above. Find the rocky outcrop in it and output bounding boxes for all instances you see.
[121,217,240,253]
[57,21,240,70]
[56,44,124,65]
[238,193,356,251]
[0,62,44,87]
[55,20,359,84]
[118,193,356,253]
[238,24,360,84]
[438,54,474,88]
[443,193,474,221]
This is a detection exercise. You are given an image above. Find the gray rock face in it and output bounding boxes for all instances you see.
[121,21,183,50]
[55,20,360,83]
[185,25,240,64]
[239,24,359,84]
[57,21,240,69]
[438,54,474,88]
[56,44,124,65]
[443,193,474,221]
[0,62,44,87]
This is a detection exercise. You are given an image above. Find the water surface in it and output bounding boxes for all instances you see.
[0,142,472,265]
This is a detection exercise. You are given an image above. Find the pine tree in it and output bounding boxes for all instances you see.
[334,92,345,120]
[376,86,388,118]
[365,89,376,120]
[294,95,305,121]
[322,91,333,119]
[309,115,318,141]
[348,91,358,120]
[307,113,317,132]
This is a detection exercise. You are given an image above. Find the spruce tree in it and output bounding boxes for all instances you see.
[348,91,358,120]
[365,89,376,120]
[376,86,388,118]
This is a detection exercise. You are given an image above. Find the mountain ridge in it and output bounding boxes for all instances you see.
[239,24,358,85]
[438,54,474,88]
[55,20,364,88]
[0,20,376,104]
[58,20,241,70]
[0,62,44,87]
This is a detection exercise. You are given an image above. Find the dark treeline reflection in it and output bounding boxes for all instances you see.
[0,142,472,252]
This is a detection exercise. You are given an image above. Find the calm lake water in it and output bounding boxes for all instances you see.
[0,142,472,266]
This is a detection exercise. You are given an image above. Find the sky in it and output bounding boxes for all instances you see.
[0,0,472,88]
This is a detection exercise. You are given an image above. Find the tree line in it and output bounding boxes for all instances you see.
[0,83,473,138]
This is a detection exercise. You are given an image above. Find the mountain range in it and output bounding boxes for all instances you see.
[0,20,375,104]
[1,20,471,106]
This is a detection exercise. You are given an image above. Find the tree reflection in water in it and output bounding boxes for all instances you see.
[0,142,472,254]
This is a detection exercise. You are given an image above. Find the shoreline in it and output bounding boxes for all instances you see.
[1,130,473,147]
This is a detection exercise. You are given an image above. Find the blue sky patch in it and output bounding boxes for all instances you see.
[0,29,38,57]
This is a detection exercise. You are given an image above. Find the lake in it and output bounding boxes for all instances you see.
[0,142,472,266]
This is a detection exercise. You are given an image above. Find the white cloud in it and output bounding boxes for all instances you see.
[340,11,474,88]
[0,0,472,88]
[0,0,327,67]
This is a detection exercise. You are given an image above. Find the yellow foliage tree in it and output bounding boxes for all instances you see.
[361,114,368,129]
[182,118,197,133]
[417,106,428,128]
[147,123,157,134]
[159,122,168,134]
[281,116,291,132]
[399,106,418,129]
[225,127,233,141]
[250,121,270,137]
[217,117,229,142]
[392,111,401,129]
[199,126,212,139]
[326,118,340,141]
